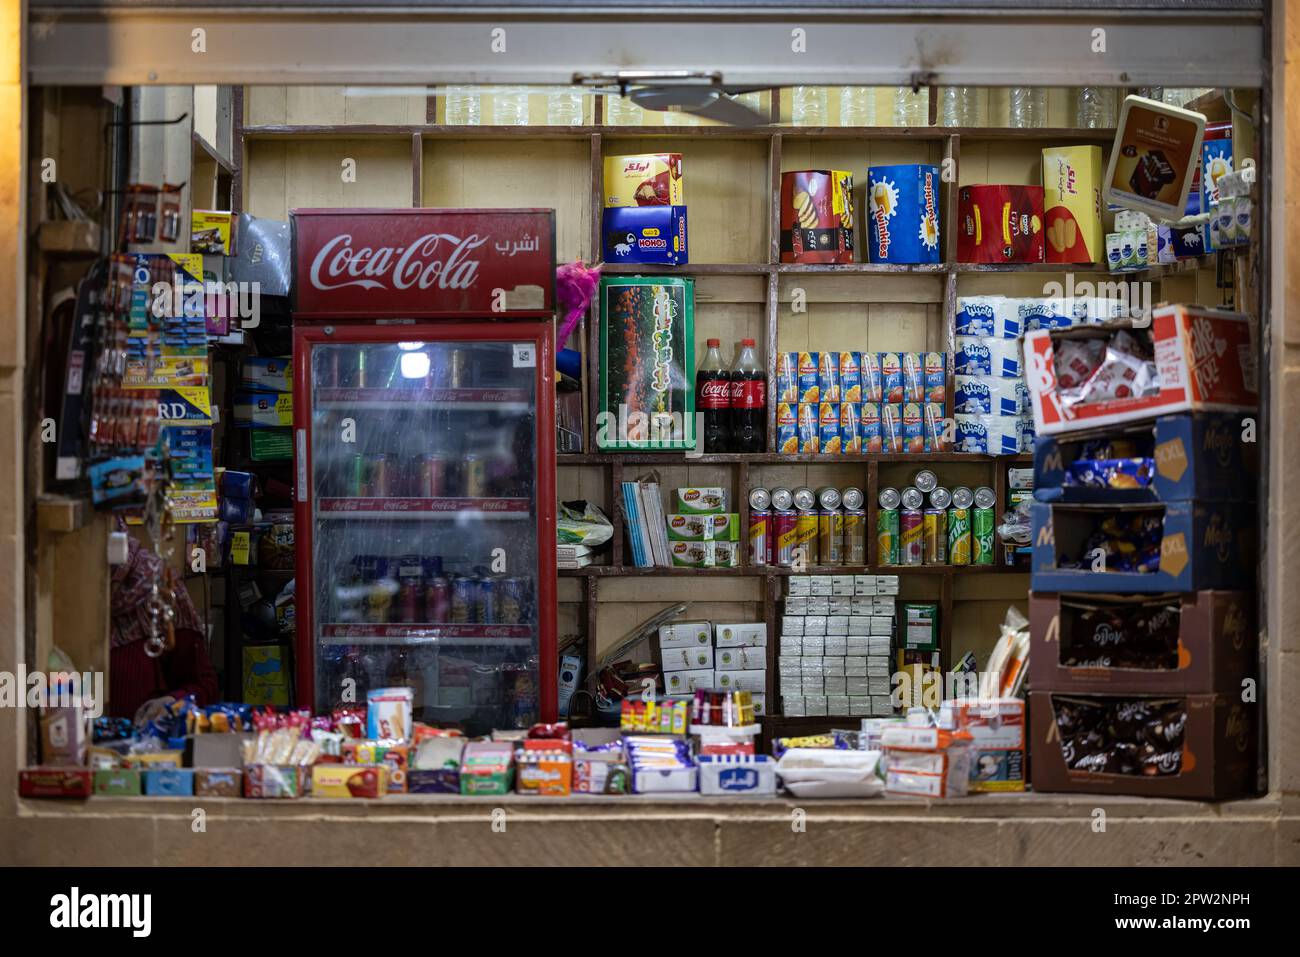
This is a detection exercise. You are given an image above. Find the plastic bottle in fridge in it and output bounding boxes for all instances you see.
[730,338,767,453]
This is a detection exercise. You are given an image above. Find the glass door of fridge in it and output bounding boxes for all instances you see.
[308,337,539,735]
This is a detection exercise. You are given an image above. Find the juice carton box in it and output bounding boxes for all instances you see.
[819,402,842,454]
[879,352,904,403]
[776,401,798,454]
[859,402,883,452]
[818,351,841,402]
[797,352,820,403]
[839,351,862,401]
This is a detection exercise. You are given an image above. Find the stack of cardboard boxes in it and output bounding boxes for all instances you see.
[1025,305,1260,798]
[659,620,768,716]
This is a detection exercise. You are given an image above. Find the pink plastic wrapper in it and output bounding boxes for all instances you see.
[1054,338,1106,390]
[1063,330,1158,407]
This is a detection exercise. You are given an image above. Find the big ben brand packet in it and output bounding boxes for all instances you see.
[1103,95,1206,220]
[1043,146,1103,264]
[604,153,684,207]
[867,164,941,264]
[957,185,1044,264]
[780,170,855,264]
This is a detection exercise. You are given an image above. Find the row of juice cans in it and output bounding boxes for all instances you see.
[776,351,946,405]
[748,485,867,567]
[776,401,950,454]
[876,484,997,566]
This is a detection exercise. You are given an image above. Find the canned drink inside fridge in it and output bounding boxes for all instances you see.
[877,506,900,565]
[816,486,842,510]
[841,486,864,511]
[351,453,368,496]
[462,454,487,497]
[879,487,901,511]
[951,486,975,510]
[774,510,799,566]
[973,508,996,565]
[771,487,794,512]
[900,509,924,565]
[923,508,949,565]
[451,576,475,622]
[843,509,866,564]
[425,576,451,623]
[949,507,972,565]
[791,486,816,512]
[974,486,997,511]
[749,510,772,566]
[476,577,499,624]
[818,509,844,566]
[449,348,469,389]
[418,453,447,497]
[900,486,924,511]
[929,486,952,511]
[912,470,938,495]
[795,509,820,565]
[361,453,389,497]
[749,487,772,512]
[499,577,528,624]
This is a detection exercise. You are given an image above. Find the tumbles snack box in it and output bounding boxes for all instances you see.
[780,170,855,264]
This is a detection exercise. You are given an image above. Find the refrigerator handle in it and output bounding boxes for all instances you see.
[296,429,308,502]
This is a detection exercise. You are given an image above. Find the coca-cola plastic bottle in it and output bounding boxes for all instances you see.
[696,338,732,453]
[730,338,767,453]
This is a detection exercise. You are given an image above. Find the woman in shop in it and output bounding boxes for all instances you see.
[109,533,219,722]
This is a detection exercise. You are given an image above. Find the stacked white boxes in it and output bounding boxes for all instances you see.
[659,619,768,716]
[779,574,899,718]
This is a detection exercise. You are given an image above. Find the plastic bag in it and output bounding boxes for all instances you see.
[776,748,885,799]
[557,500,613,546]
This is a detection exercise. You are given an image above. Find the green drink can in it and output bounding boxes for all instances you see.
[877,488,901,565]
[973,507,995,565]
[948,507,972,565]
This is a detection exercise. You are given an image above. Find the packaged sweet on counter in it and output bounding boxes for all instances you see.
[572,729,629,794]
[194,768,243,798]
[460,741,515,795]
[1059,511,1163,573]
[625,735,697,793]
[780,169,855,264]
[516,736,573,797]
[774,748,885,799]
[698,754,777,796]
[312,764,388,798]
[408,736,465,794]
[366,687,414,742]
[143,768,195,796]
[243,764,309,799]
[941,699,1026,793]
[881,722,974,798]
[1057,329,1159,408]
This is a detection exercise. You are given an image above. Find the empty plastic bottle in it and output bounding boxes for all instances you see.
[892,87,928,126]
[792,86,828,126]
[839,87,876,126]
[443,87,480,125]
[546,90,585,125]
[491,86,530,125]
[1008,87,1047,128]
[1075,87,1117,128]
[605,94,643,126]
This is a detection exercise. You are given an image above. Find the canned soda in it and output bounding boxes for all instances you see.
[418,453,447,497]
[923,508,948,565]
[771,487,794,512]
[816,486,842,510]
[477,577,498,624]
[451,576,475,622]
[449,348,469,389]
[974,486,997,511]
[843,508,866,564]
[949,507,972,565]
[795,509,819,565]
[463,454,487,497]
[749,487,772,511]
[774,510,799,566]
[842,486,865,511]
[877,490,900,565]
[499,577,528,623]
[973,507,995,566]
[749,510,772,566]
[818,509,844,566]
[351,453,368,496]
[929,486,952,511]
[879,487,901,511]
[792,486,816,511]
[901,486,924,511]
[913,470,938,495]
[952,486,975,510]
[362,453,389,497]
[776,353,799,403]
[900,509,924,564]
[425,576,451,623]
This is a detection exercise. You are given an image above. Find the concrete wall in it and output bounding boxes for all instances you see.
[2,2,1299,865]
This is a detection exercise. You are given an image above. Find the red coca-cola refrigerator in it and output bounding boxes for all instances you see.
[291,208,557,733]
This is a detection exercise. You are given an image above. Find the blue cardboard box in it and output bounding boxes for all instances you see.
[1033,413,1256,504]
[1030,500,1255,593]
[143,768,195,797]
[602,205,688,265]
[867,164,941,264]
[1200,138,1232,252]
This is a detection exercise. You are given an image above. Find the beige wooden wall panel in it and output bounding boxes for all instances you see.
[247,86,427,126]
[604,136,768,264]
[422,138,590,262]
[246,140,413,220]
[776,276,945,354]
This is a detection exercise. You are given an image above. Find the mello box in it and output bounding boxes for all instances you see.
[1030,500,1255,593]
[1032,412,1256,504]
[1025,304,1258,436]
[867,164,941,264]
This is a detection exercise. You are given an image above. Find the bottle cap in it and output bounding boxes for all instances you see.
[742,338,756,346]
[707,338,720,347]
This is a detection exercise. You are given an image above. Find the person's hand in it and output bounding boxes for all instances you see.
[134,695,176,729]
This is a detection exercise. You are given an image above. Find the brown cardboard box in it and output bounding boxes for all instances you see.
[1028,591,1255,694]
[1028,691,1256,800]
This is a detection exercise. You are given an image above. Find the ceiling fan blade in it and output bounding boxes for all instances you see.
[683,93,769,128]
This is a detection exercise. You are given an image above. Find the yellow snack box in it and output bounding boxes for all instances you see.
[1043,146,1103,264]
[191,209,234,255]
[603,154,684,208]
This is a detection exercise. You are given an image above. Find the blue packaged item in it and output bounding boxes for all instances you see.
[1033,413,1255,504]
[602,205,688,265]
[1017,298,1072,332]
[954,375,1023,416]
[954,337,1022,378]
[88,456,146,507]
[866,164,941,264]
[954,414,1020,455]
[1200,139,1233,252]
[144,768,195,796]
[1030,500,1255,593]
[955,296,1018,337]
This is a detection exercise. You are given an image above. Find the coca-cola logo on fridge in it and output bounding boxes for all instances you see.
[292,209,555,319]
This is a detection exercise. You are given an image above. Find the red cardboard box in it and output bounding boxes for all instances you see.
[1028,591,1255,694]
[1025,304,1258,436]
[20,767,93,798]
[780,170,855,264]
[957,185,1044,263]
[1029,691,1256,799]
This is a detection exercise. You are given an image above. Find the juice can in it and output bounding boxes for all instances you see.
[450,576,475,622]
[795,509,820,565]
[477,577,499,624]
[774,509,799,566]
[424,576,450,623]
[818,352,842,402]
[499,577,529,624]
[877,488,901,565]
[843,508,866,564]
[818,509,844,566]
[776,353,799,403]
[839,401,862,453]
[418,453,447,497]
[900,508,924,565]
[351,453,368,496]
[749,509,771,566]
[923,508,948,565]
[362,453,389,497]
[839,351,862,401]
[949,507,972,565]
[973,507,996,565]
[463,454,487,497]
